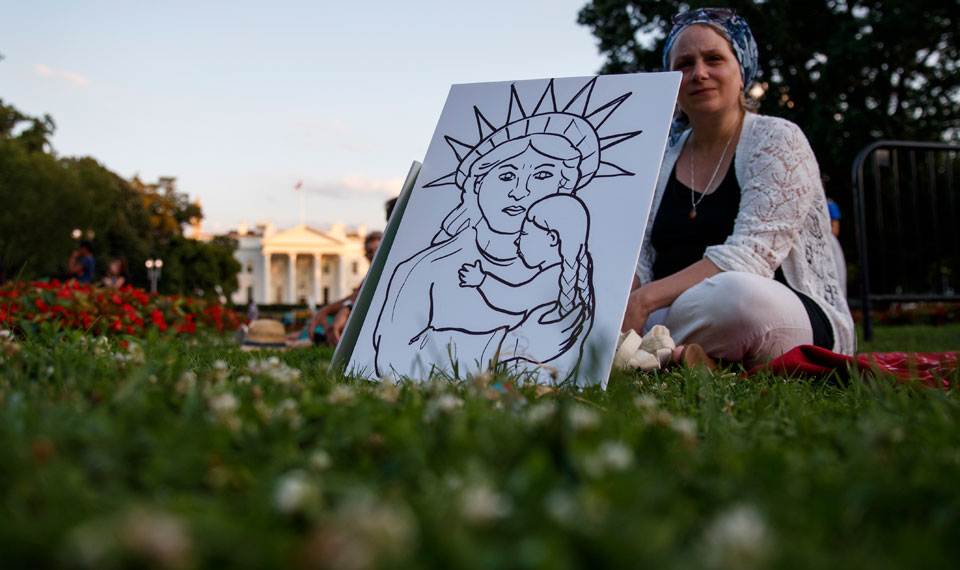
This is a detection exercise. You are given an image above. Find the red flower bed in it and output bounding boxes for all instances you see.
[0,280,243,337]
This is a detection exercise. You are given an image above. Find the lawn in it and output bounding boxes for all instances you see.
[1,323,958,569]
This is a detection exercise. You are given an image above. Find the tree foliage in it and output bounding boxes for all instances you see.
[0,98,239,300]
[577,0,958,203]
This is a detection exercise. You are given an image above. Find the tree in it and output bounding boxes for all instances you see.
[160,236,240,301]
[0,135,90,281]
[130,176,203,245]
[577,0,958,208]
[0,99,240,299]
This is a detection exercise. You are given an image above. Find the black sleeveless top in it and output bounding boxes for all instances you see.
[650,161,834,349]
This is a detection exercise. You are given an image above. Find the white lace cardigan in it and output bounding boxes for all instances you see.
[636,112,855,355]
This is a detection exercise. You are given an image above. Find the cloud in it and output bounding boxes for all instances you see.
[62,72,91,86]
[33,63,91,86]
[306,175,403,199]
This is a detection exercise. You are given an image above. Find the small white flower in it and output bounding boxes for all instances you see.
[274,470,318,515]
[459,483,511,524]
[635,394,673,426]
[92,336,110,355]
[308,494,417,570]
[671,417,698,442]
[309,449,332,471]
[598,441,633,471]
[424,394,463,422]
[211,359,230,382]
[208,392,241,431]
[276,398,303,429]
[119,509,192,568]
[375,377,401,403]
[126,342,146,365]
[248,358,301,384]
[328,384,356,405]
[524,400,558,426]
[567,404,600,431]
[176,370,197,395]
[583,441,634,477]
[634,394,659,411]
[209,392,239,414]
[236,375,252,384]
[701,504,773,570]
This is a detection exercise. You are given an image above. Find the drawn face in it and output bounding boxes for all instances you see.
[477,146,567,234]
[514,219,559,269]
[669,24,743,119]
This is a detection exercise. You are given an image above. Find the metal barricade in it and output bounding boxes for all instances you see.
[852,140,960,341]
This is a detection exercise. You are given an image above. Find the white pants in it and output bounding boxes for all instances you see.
[643,271,813,368]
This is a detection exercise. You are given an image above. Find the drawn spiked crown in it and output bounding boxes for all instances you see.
[425,77,643,191]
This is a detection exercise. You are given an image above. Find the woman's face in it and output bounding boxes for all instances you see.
[669,24,743,119]
[514,219,558,269]
[476,146,568,234]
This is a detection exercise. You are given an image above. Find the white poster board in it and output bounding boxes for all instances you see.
[346,73,679,388]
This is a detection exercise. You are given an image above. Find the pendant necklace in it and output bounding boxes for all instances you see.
[689,125,737,219]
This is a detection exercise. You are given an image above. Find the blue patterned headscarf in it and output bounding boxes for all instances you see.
[662,7,760,143]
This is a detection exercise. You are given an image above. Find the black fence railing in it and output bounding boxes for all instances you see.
[851,140,960,341]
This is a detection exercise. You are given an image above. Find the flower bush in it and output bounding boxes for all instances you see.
[0,280,242,337]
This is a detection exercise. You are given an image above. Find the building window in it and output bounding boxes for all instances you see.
[323,264,330,275]
[352,261,359,274]
[246,262,253,273]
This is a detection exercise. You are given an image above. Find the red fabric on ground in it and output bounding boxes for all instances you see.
[745,345,957,389]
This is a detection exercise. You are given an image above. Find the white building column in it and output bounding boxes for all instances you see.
[337,255,347,300]
[286,252,296,304]
[313,254,323,307]
[262,250,272,304]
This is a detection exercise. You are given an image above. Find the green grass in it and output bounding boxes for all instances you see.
[0,324,957,569]
[857,322,960,353]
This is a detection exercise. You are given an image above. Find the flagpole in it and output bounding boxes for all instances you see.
[295,180,305,227]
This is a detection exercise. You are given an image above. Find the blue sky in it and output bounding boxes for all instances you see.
[2,0,609,234]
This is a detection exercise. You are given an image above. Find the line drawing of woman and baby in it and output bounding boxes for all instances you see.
[372,78,642,380]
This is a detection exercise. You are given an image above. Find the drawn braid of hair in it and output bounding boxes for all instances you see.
[558,244,592,317]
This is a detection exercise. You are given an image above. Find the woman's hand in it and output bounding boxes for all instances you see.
[622,260,722,333]
[328,307,350,345]
[621,286,652,333]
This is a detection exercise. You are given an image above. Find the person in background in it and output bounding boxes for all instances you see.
[101,256,128,288]
[308,231,383,345]
[317,194,397,345]
[246,301,259,322]
[826,198,847,297]
[385,196,398,223]
[68,240,95,284]
[621,7,854,367]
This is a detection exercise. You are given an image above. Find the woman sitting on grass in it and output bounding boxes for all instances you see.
[621,7,854,368]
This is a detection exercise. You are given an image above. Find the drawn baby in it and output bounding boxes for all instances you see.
[458,194,593,324]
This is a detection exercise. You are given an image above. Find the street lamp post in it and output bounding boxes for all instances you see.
[145,258,163,293]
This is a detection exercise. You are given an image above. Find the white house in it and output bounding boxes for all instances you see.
[228,221,372,306]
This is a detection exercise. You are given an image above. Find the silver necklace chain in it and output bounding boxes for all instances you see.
[689,126,737,219]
